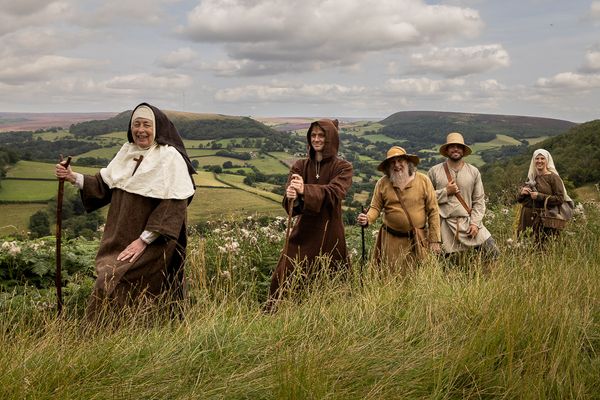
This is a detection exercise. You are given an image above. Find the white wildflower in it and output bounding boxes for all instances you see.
[220,270,231,279]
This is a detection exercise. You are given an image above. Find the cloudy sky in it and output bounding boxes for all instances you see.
[1,0,599,122]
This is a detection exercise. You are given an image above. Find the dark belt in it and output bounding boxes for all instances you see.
[382,224,413,238]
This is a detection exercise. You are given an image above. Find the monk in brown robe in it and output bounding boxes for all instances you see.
[267,119,353,309]
[55,103,196,319]
[357,146,441,274]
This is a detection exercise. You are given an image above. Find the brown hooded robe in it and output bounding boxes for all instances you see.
[268,119,353,301]
[81,103,195,317]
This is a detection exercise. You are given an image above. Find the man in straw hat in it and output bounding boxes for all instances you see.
[357,146,441,272]
[427,132,499,260]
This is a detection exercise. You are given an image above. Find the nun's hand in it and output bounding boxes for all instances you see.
[530,191,538,199]
[117,238,147,263]
[55,163,76,184]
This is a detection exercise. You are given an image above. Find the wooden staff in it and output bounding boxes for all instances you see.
[360,205,369,265]
[283,198,294,260]
[55,155,71,316]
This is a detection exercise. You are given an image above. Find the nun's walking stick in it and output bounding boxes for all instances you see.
[55,155,71,316]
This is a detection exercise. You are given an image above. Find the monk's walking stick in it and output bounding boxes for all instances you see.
[55,155,71,315]
[283,198,294,259]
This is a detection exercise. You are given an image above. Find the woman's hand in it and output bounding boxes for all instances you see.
[55,163,76,184]
[117,238,147,263]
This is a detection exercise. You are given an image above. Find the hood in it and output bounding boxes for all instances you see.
[306,119,340,160]
[127,102,196,175]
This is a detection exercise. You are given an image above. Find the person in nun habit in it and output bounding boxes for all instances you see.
[55,102,196,319]
[516,148,574,244]
[265,119,353,312]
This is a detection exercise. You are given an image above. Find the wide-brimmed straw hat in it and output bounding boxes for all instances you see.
[439,132,472,157]
[377,146,420,172]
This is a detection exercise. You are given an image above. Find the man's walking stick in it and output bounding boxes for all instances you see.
[55,155,71,316]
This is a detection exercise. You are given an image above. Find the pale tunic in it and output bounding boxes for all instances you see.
[428,162,491,253]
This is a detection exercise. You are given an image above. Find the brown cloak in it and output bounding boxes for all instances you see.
[269,119,353,300]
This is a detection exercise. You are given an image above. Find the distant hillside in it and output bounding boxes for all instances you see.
[379,111,576,152]
[481,119,600,203]
[70,110,277,139]
[0,112,117,132]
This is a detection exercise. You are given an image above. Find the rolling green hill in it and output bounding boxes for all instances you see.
[70,110,277,140]
[379,111,576,152]
[481,119,600,203]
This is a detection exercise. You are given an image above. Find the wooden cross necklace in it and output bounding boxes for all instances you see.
[315,161,321,180]
[132,155,144,176]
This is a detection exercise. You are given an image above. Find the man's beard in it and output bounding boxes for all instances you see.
[389,167,412,189]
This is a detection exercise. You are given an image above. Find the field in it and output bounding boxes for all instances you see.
[188,187,283,220]
[5,161,98,179]
[217,173,283,202]
[0,204,599,398]
[0,203,46,236]
[246,156,290,175]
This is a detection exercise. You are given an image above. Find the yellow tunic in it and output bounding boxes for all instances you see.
[366,172,441,272]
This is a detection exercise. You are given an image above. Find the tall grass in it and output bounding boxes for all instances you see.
[1,205,599,399]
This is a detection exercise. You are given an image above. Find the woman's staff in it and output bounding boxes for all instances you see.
[55,155,71,315]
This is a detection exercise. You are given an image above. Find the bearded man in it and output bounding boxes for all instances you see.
[357,146,440,273]
[427,132,498,259]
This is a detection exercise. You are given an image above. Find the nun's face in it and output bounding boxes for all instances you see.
[132,117,154,149]
[534,154,548,172]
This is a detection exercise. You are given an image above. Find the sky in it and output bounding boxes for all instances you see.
[1,0,599,122]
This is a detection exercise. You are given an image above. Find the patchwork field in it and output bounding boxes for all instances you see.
[0,203,46,236]
[188,187,283,221]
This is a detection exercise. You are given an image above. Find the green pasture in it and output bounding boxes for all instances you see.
[470,134,522,153]
[182,139,211,149]
[574,183,600,201]
[99,131,127,139]
[358,155,377,164]
[217,173,282,202]
[186,149,220,157]
[188,187,283,221]
[5,161,98,179]
[525,136,549,145]
[343,122,384,136]
[0,203,46,235]
[0,180,58,202]
[362,134,401,144]
[75,145,121,159]
[194,171,229,188]
[246,157,289,175]
[353,190,370,204]
[33,130,74,140]
[192,156,242,167]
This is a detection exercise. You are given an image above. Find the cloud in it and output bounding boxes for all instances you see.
[0,55,97,85]
[385,77,466,96]
[581,47,600,72]
[215,82,367,103]
[157,47,199,69]
[181,0,483,75]
[0,1,74,36]
[408,44,509,77]
[103,73,193,92]
[536,72,600,90]
[591,1,600,20]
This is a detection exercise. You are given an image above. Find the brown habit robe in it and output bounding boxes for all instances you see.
[517,172,565,241]
[269,119,353,300]
[81,103,195,316]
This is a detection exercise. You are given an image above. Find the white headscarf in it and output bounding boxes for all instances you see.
[527,148,573,204]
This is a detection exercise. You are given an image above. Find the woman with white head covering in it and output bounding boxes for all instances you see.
[55,102,196,319]
[517,148,572,243]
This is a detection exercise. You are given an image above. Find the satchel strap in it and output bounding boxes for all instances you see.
[443,162,472,215]
[392,186,417,230]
